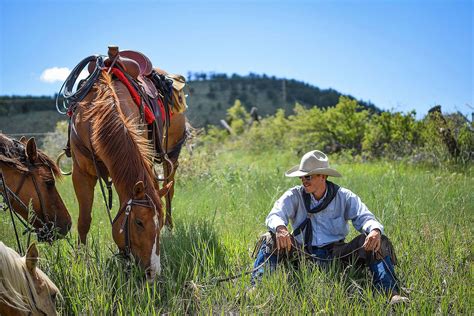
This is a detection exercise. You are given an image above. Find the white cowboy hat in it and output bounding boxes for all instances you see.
[285,150,342,177]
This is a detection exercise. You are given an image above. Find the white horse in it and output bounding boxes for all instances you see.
[0,242,60,315]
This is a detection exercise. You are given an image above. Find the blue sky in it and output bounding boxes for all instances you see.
[0,0,472,117]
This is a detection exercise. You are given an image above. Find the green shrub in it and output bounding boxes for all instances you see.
[288,97,368,154]
[362,111,423,159]
[226,100,250,135]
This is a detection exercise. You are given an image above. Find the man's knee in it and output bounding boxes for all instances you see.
[351,234,397,265]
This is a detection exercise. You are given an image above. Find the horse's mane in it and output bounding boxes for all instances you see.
[0,133,61,180]
[83,72,157,197]
[0,242,59,313]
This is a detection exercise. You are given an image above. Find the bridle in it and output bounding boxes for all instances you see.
[0,159,57,253]
[112,194,158,259]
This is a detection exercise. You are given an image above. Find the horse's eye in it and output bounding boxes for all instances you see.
[51,292,57,303]
[45,179,55,187]
[134,218,144,229]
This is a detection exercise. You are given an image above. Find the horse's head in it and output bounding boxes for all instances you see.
[0,242,60,315]
[3,137,72,240]
[112,181,162,283]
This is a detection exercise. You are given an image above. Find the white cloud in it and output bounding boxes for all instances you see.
[40,67,71,83]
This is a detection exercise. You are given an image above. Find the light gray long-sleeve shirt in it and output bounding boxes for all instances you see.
[265,185,384,247]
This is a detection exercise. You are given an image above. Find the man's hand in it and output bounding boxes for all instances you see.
[363,229,381,252]
[275,225,292,253]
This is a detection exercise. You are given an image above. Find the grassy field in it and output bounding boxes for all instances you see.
[1,147,473,314]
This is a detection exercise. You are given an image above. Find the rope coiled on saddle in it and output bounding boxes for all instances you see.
[56,55,105,114]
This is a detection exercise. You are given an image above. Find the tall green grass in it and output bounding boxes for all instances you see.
[1,147,472,314]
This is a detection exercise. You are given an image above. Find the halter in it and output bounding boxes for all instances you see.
[111,194,157,258]
[0,159,57,253]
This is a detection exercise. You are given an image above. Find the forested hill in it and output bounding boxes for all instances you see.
[0,73,380,130]
[185,73,379,126]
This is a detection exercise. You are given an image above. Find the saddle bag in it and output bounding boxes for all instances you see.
[167,74,187,113]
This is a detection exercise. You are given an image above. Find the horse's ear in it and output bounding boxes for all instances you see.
[25,243,39,273]
[158,181,173,197]
[133,181,145,199]
[19,136,27,144]
[26,138,38,163]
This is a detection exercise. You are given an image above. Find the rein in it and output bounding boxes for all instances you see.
[1,169,28,254]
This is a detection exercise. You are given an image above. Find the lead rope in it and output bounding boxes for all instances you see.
[205,239,406,293]
[202,248,277,285]
[204,242,366,285]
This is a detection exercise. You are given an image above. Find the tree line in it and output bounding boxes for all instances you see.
[1,75,379,129]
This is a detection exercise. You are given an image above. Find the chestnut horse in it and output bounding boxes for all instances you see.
[70,71,163,282]
[0,242,61,315]
[0,134,71,241]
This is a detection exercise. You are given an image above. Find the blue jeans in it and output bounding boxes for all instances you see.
[251,237,399,294]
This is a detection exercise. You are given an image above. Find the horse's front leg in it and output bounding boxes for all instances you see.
[72,165,97,244]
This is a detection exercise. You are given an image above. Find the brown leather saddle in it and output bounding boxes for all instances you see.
[88,47,159,100]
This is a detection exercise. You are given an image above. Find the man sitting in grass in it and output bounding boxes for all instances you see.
[251,150,409,305]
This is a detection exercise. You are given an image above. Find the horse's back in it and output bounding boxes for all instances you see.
[113,80,142,120]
